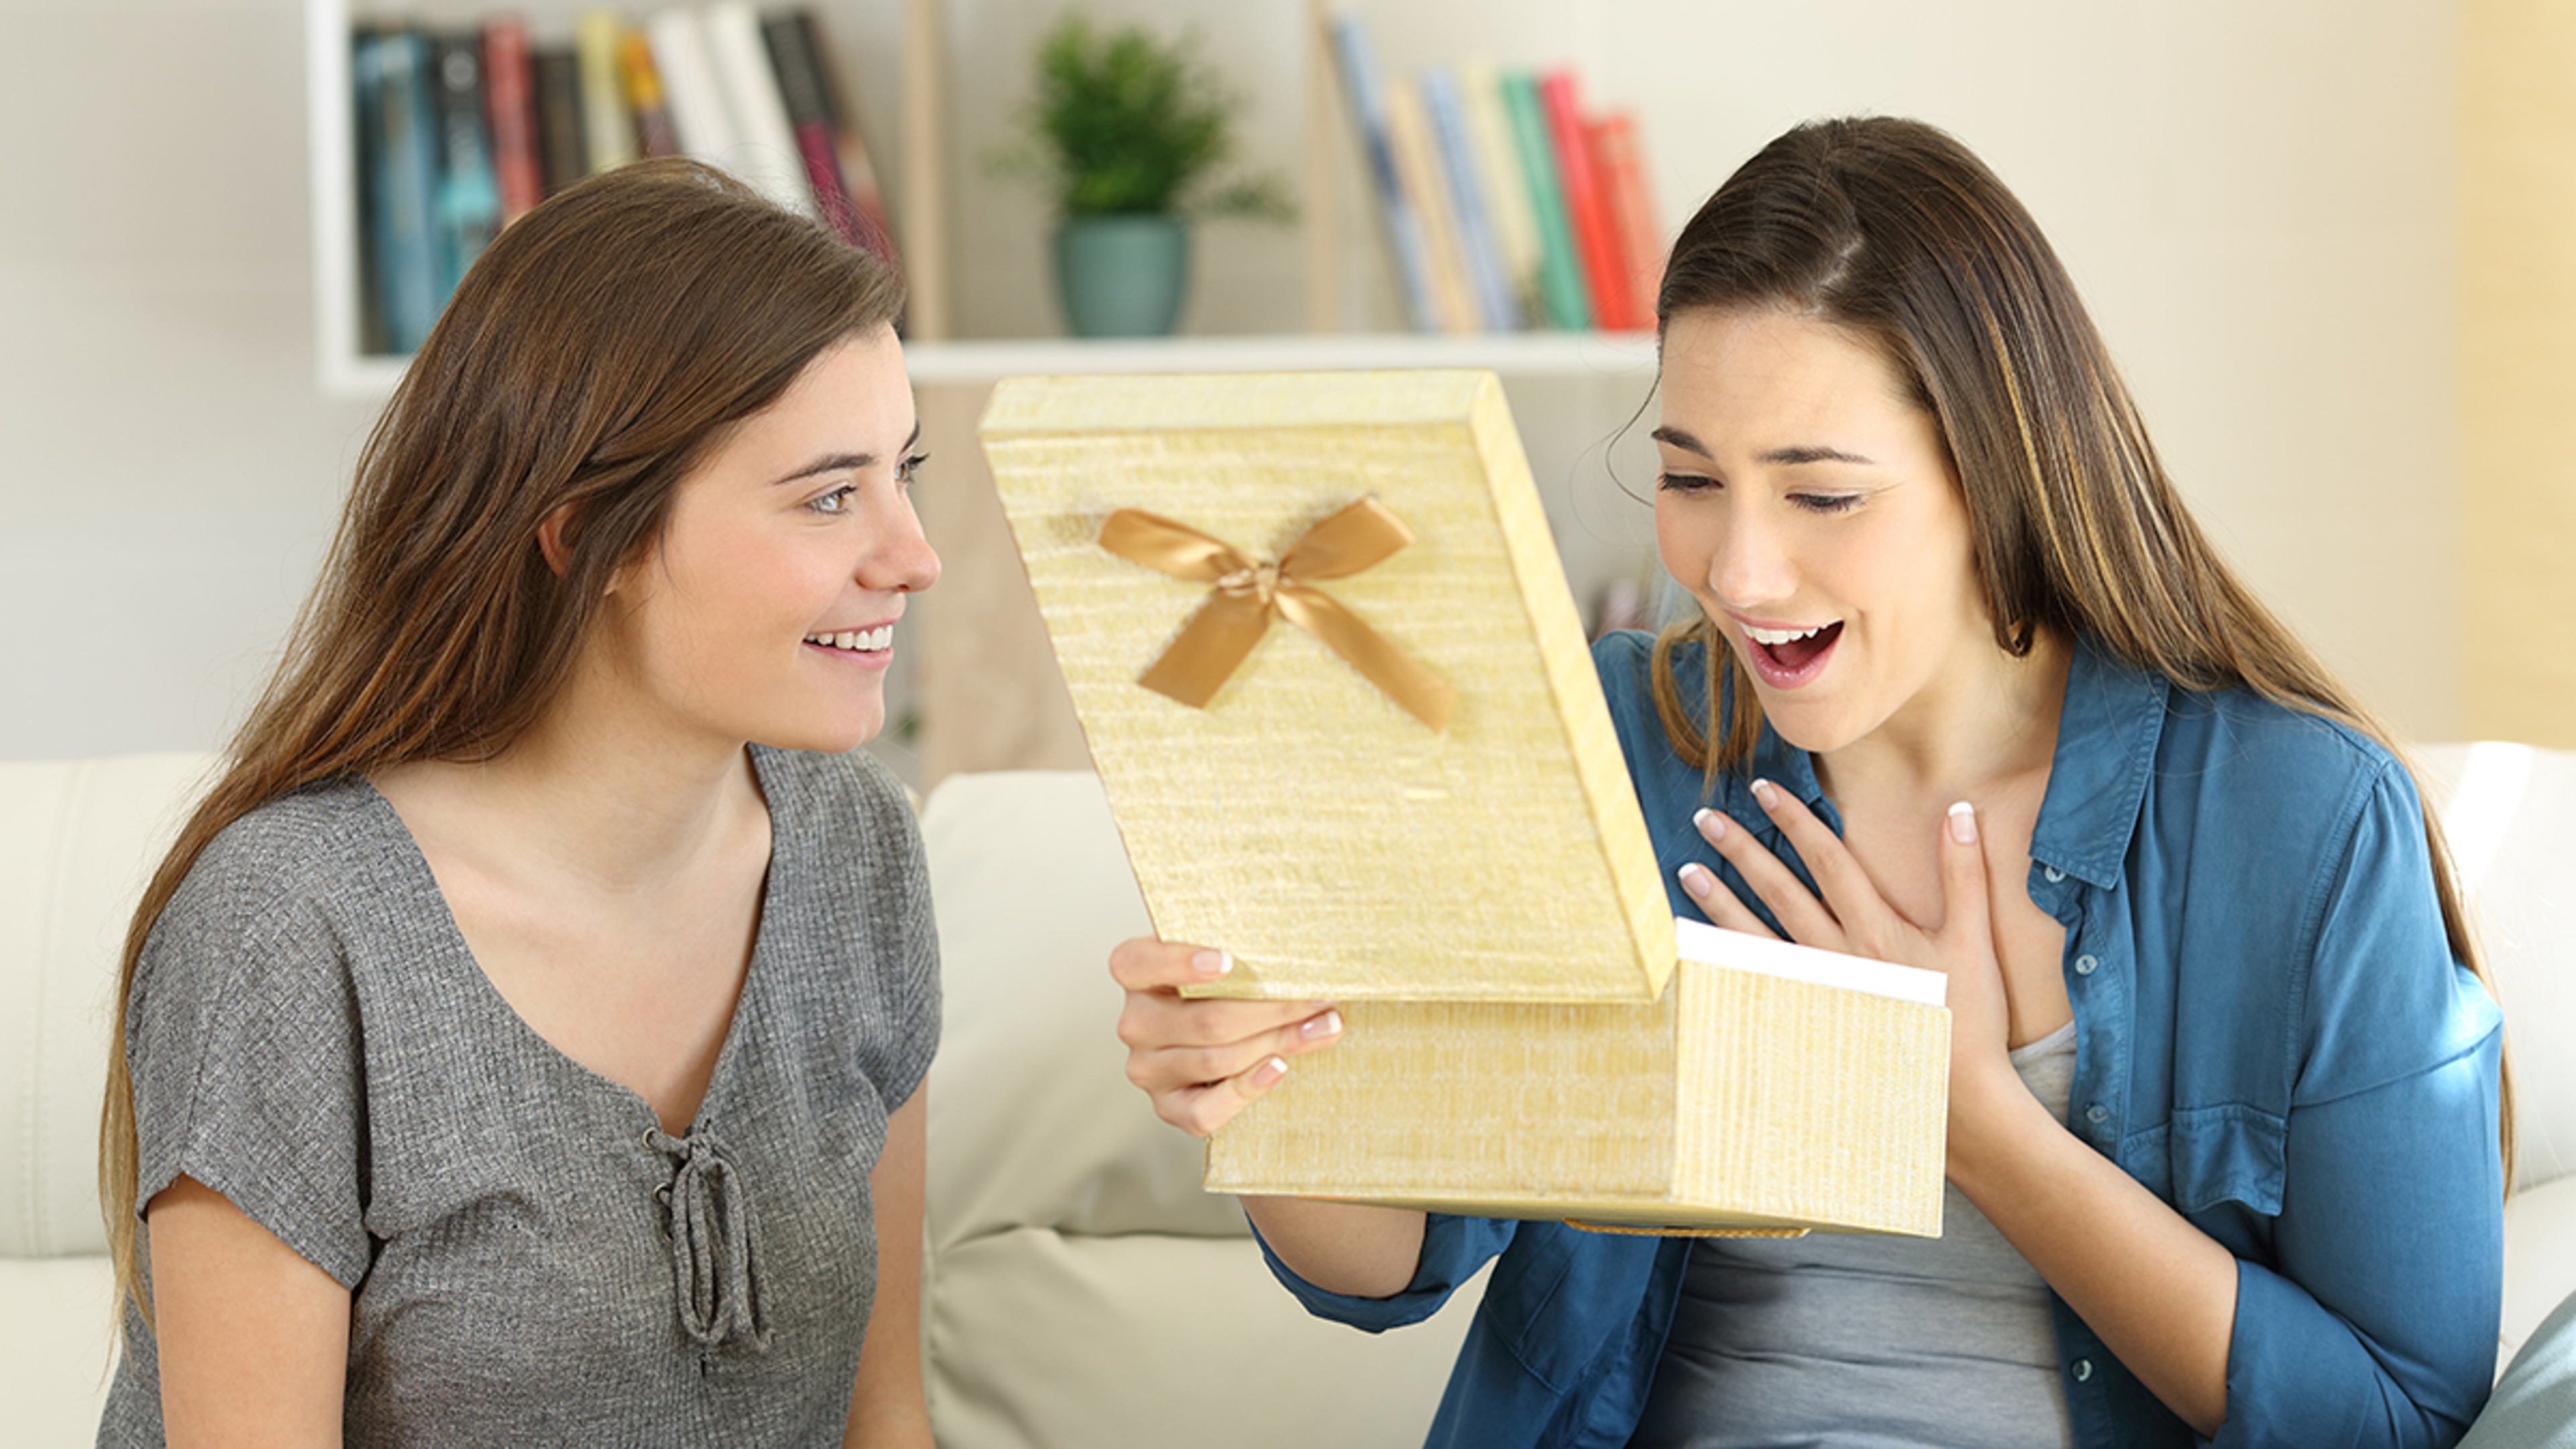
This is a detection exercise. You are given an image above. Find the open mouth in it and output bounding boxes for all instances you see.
[1739,620,1842,687]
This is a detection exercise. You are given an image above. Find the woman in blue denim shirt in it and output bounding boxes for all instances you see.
[1109,117,2509,1448]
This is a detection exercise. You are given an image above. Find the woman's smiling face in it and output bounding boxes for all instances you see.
[596,325,939,757]
[1654,306,1994,759]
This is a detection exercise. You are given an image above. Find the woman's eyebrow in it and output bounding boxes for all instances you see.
[769,421,923,486]
[1759,444,1878,466]
[1651,425,1877,468]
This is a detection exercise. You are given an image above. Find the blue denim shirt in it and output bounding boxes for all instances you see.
[1256,631,2504,1448]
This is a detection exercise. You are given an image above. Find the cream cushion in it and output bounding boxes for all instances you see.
[0,753,215,1447]
[918,767,1477,1449]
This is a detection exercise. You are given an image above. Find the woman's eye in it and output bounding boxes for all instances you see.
[897,451,930,487]
[1792,492,1862,515]
[1658,471,1719,494]
[808,484,857,516]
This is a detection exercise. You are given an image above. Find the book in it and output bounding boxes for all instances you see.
[619,28,681,158]
[1382,75,1479,335]
[981,370,1950,1234]
[702,1,815,216]
[429,31,502,299]
[1590,109,1663,331]
[647,8,739,169]
[482,18,545,222]
[350,25,389,355]
[1501,70,1589,331]
[761,9,866,250]
[1540,68,1638,331]
[1419,68,1519,332]
[362,29,441,354]
[576,9,639,174]
[532,46,586,197]
[765,9,898,265]
[1458,60,1543,325]
[1326,14,1437,334]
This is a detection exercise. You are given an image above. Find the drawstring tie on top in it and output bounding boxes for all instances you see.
[647,1126,769,1352]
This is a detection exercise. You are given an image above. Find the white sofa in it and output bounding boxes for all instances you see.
[4,747,2571,1446]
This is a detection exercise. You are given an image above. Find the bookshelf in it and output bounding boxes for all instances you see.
[302,0,1666,783]
[303,0,1664,394]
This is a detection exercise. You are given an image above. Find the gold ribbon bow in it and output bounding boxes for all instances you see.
[1099,499,1455,732]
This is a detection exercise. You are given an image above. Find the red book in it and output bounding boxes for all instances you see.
[1588,110,1662,330]
[1539,69,1636,331]
[481,18,543,224]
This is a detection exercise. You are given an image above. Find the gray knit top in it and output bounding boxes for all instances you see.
[99,745,940,1446]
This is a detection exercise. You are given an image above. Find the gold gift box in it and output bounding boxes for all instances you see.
[981,370,1948,1236]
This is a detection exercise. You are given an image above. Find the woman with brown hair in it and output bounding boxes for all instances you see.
[1110,117,2508,1447]
[97,159,940,1445]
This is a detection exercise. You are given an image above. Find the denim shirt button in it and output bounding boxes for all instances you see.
[2071,1357,2095,1383]
[2084,1104,2110,1125]
[2074,954,2099,976]
[2043,865,2067,883]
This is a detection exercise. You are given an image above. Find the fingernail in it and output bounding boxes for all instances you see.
[1191,949,1232,977]
[1750,778,1778,808]
[1947,800,1978,843]
[1677,862,1712,898]
[1252,1056,1289,1087]
[1693,807,1727,841]
[1302,1009,1344,1040]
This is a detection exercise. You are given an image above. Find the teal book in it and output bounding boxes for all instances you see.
[362,30,441,354]
[1501,71,1589,331]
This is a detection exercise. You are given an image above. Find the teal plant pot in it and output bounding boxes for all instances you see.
[1054,215,1191,337]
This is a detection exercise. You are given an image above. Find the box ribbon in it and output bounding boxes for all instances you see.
[1099,500,1455,732]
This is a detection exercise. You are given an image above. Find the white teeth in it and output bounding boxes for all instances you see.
[1746,623,1831,646]
[806,626,895,651]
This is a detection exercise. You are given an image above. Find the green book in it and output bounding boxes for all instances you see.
[1501,70,1591,331]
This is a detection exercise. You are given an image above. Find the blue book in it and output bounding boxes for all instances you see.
[1420,67,1520,332]
[363,30,442,354]
[1329,15,1437,333]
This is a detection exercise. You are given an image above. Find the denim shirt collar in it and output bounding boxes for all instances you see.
[1741,633,2167,894]
[2027,635,2168,892]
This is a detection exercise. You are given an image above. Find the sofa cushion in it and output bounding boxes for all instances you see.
[0,753,213,1260]
[2416,743,2576,1193]
[918,769,1474,1449]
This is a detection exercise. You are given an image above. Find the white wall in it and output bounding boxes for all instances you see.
[0,0,2459,761]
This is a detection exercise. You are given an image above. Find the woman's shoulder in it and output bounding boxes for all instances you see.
[2151,672,2417,821]
[751,745,924,880]
[166,776,395,930]
[138,777,392,1023]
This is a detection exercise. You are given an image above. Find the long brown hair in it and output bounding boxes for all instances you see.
[99,158,906,1320]
[1646,116,2511,1185]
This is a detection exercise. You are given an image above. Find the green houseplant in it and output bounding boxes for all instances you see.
[999,13,1291,337]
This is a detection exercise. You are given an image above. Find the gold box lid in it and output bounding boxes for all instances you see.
[981,370,1672,1003]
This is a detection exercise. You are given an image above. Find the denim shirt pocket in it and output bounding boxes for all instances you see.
[2138,1104,2289,1216]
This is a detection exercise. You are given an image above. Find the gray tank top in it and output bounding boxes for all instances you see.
[1628,1020,2081,1449]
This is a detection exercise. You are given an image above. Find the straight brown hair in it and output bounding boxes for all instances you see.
[1647,117,2512,1183]
[99,158,907,1322]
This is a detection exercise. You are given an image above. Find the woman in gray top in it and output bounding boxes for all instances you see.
[97,159,941,1446]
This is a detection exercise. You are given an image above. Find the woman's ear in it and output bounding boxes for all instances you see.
[537,504,576,578]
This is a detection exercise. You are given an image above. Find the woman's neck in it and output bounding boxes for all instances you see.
[376,649,764,897]
[1812,627,2074,810]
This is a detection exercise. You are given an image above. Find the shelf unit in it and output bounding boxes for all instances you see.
[304,0,1663,396]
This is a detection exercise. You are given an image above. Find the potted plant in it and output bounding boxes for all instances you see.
[997,13,1292,337]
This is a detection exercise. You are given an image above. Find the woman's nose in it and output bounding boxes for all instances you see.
[861,490,942,594]
[1711,507,1794,609]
